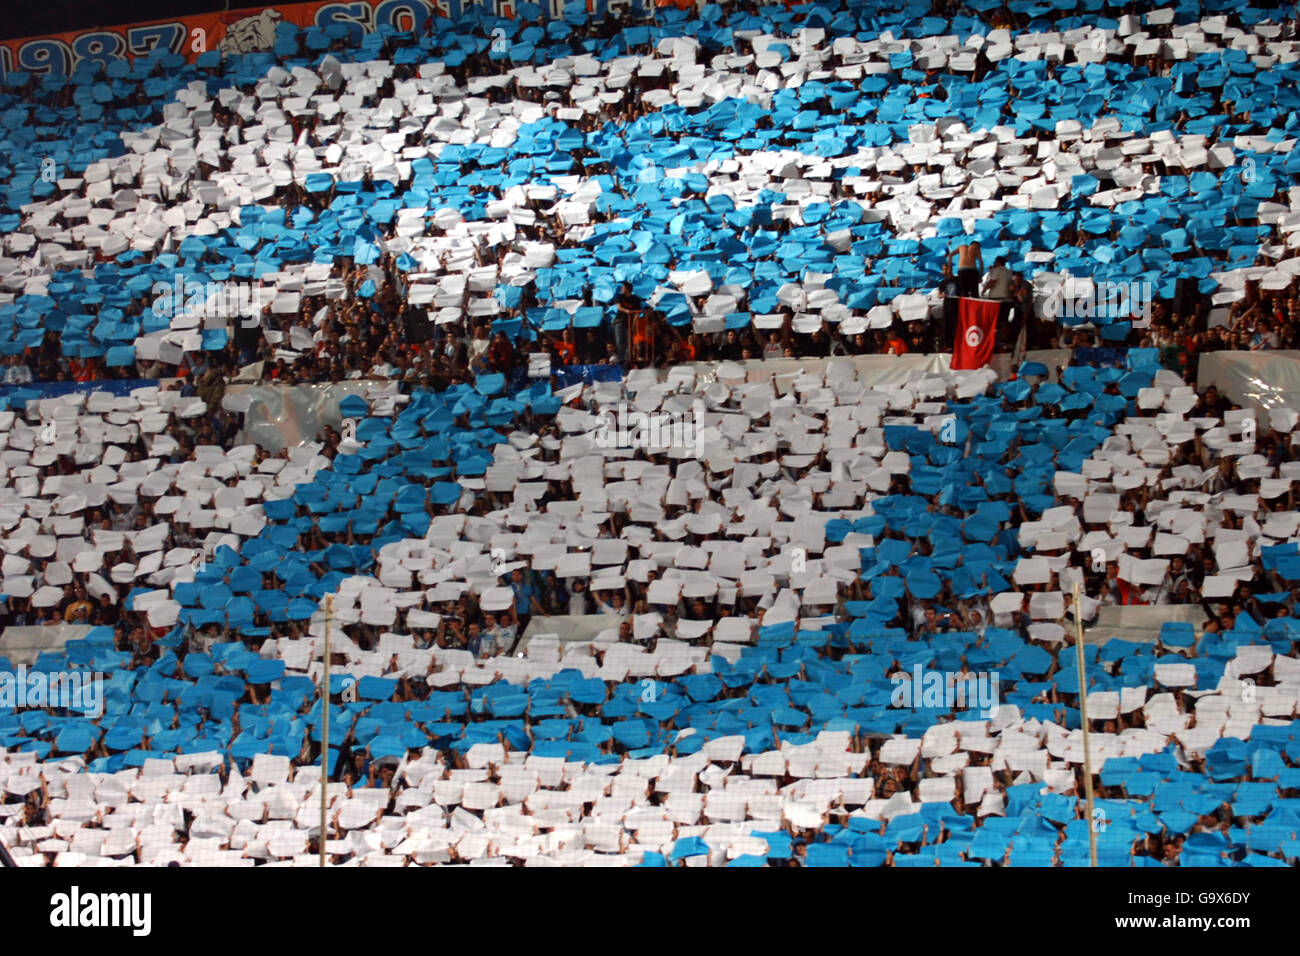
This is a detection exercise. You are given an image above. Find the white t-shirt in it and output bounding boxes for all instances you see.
[482,626,515,658]
[985,265,1013,299]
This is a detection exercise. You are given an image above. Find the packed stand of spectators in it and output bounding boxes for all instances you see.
[0,0,1296,394]
[2,0,1300,868]
[1,344,1298,866]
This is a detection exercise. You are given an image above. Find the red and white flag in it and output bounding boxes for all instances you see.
[952,297,999,370]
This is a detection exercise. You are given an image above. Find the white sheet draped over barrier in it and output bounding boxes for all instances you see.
[0,625,93,667]
[1088,604,1207,643]
[520,614,621,647]
[690,350,1069,389]
[224,352,1072,455]
[225,381,400,454]
[1198,350,1300,415]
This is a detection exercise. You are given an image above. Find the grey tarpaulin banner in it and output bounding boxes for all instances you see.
[1085,604,1207,646]
[687,350,1069,388]
[1197,350,1300,415]
[0,625,94,667]
[224,353,1074,455]
[520,614,622,649]
[1005,349,1074,382]
[704,354,951,389]
[224,381,401,454]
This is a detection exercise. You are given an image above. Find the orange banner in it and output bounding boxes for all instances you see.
[0,0,644,80]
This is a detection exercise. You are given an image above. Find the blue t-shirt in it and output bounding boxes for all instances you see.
[512,581,534,614]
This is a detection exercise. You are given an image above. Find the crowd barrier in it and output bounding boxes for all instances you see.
[221,353,1074,454]
[0,378,163,411]
[551,364,623,389]
[690,350,1071,388]
[0,603,1209,669]
[1073,347,1130,368]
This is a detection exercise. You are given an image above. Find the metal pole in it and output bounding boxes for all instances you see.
[320,594,333,868]
[1073,582,1097,868]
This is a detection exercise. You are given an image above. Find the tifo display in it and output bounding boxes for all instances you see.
[0,0,1299,868]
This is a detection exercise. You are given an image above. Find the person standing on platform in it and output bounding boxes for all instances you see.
[982,257,1016,350]
[938,260,961,351]
[949,240,984,298]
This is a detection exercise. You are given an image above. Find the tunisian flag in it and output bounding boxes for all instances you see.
[951,297,1000,370]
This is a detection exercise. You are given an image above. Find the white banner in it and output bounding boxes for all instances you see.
[0,625,94,667]
[1198,350,1300,416]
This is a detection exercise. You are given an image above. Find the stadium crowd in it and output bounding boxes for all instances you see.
[1,0,1299,868]
[2,0,1299,391]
